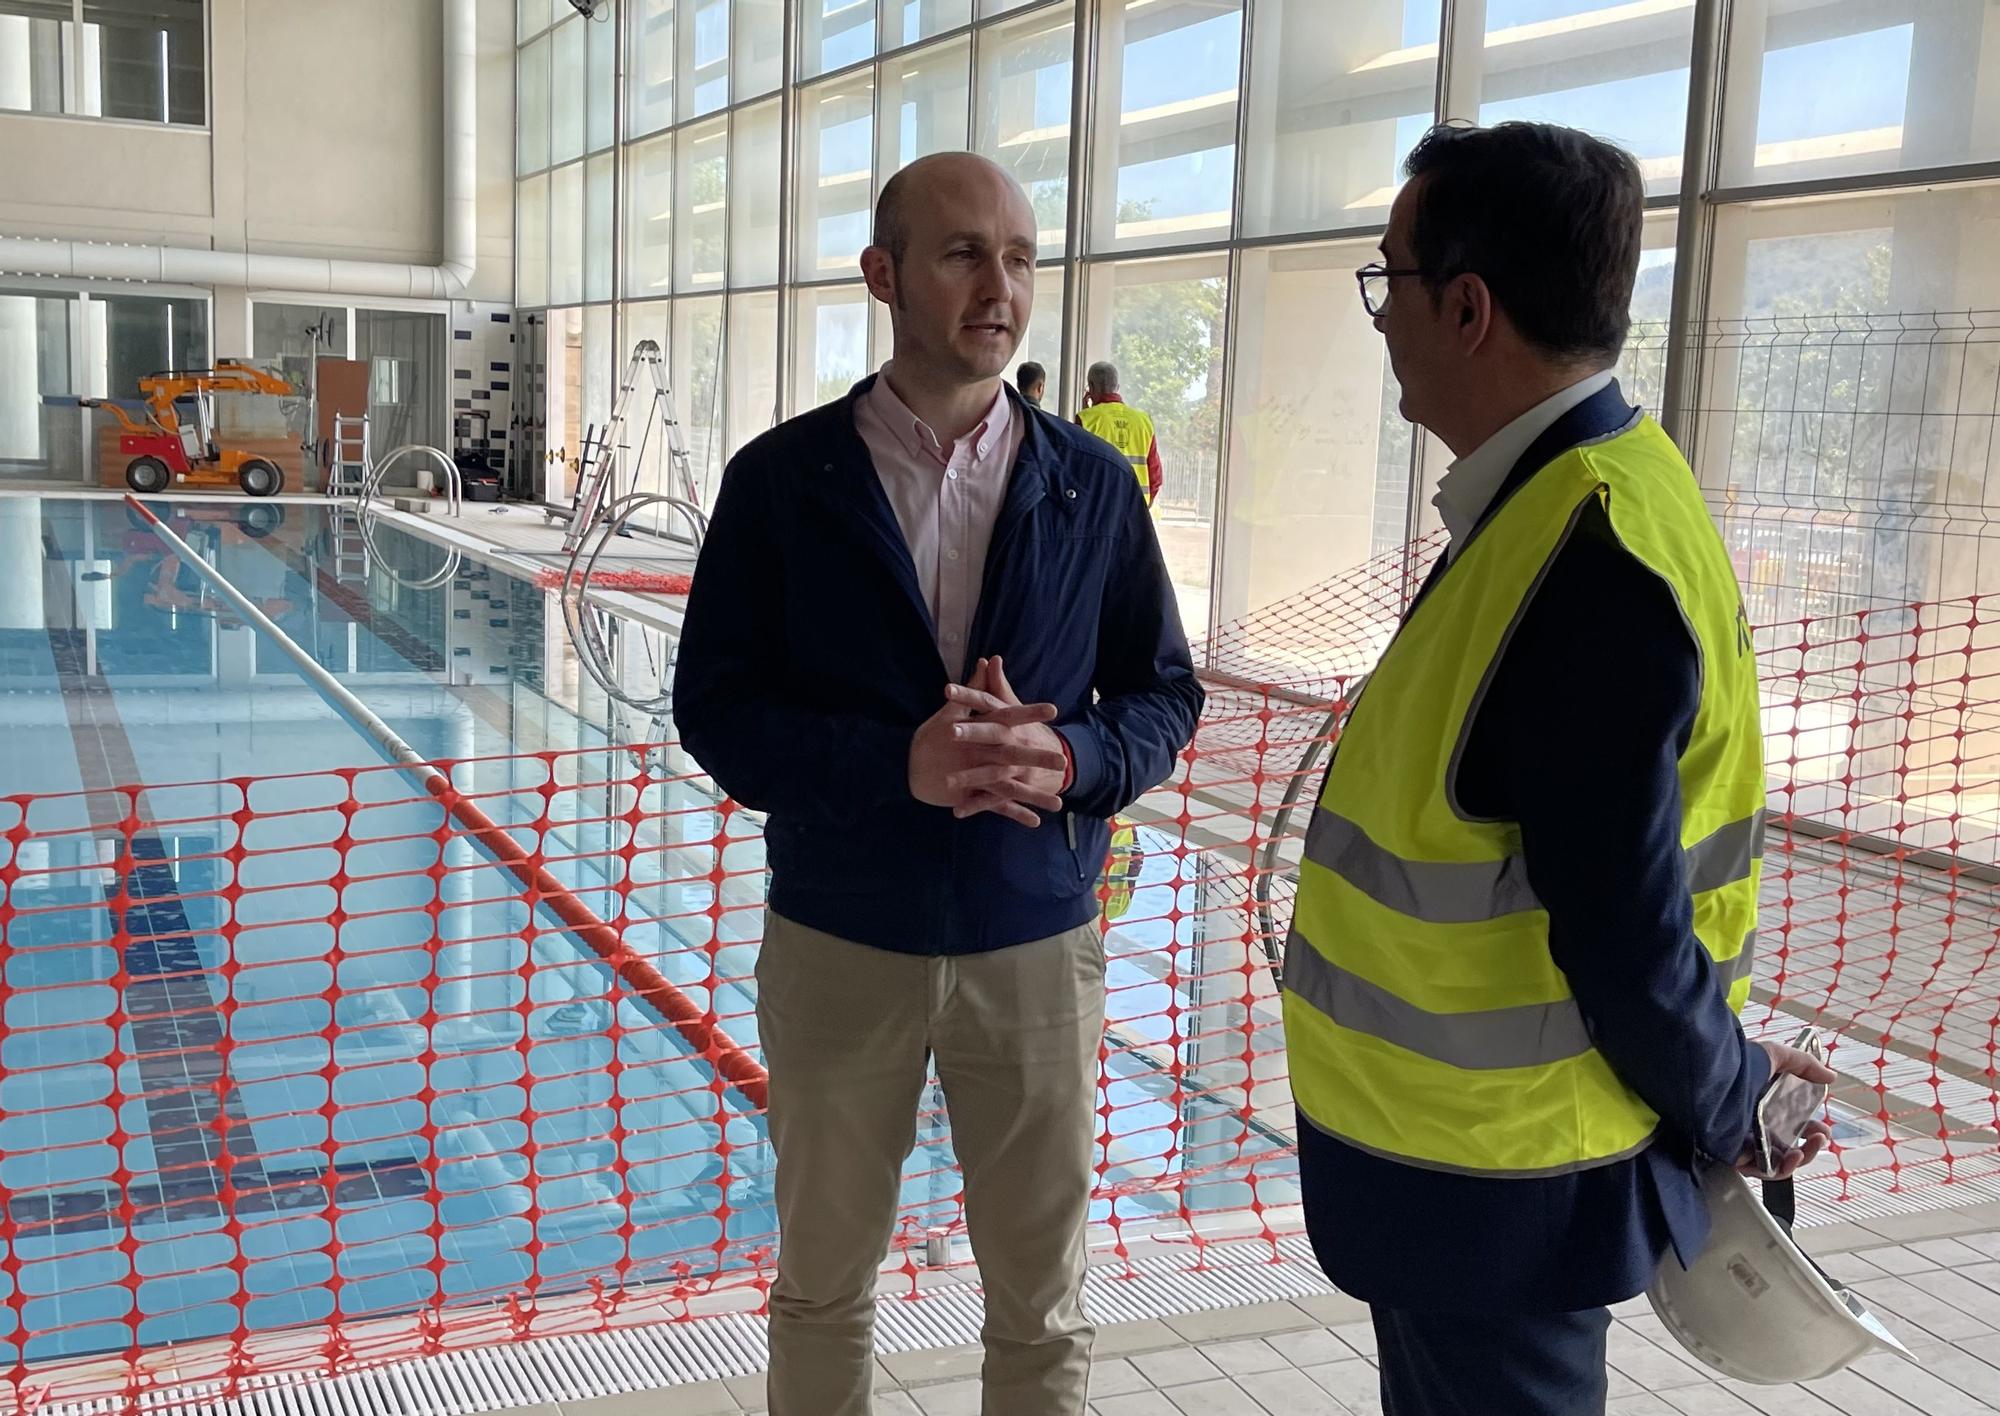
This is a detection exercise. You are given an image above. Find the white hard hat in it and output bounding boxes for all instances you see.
[1648,1166,1910,1384]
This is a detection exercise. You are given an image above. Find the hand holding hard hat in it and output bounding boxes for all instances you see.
[1649,1026,1913,1384]
[1739,1035,1837,1181]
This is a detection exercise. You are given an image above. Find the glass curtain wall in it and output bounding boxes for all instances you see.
[517,0,2000,638]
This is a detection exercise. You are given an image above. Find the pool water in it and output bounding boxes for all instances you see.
[0,494,1294,1365]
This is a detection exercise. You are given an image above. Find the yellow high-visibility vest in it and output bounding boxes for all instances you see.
[1283,412,1764,1176]
[1099,819,1142,923]
[1079,401,1156,501]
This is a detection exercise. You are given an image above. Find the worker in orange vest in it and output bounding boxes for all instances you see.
[1077,362,1163,506]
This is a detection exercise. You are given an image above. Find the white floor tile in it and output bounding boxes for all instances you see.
[1913,1347,2000,1409]
[1232,1368,1352,1416]
[1199,1340,1290,1377]
[1713,1381,1847,1416]
[1263,1328,1356,1368]
[1801,1369,1931,1416]
[1132,1348,1225,1389]
[1862,1274,1998,1339]
[1858,1247,1943,1277]
[1093,1393,1183,1416]
[1609,1326,1713,1392]
[1089,1359,1153,1398]
[1909,1269,2000,1328]
[1848,1352,1993,1415]
[1301,1359,1384,1415]
[910,1378,982,1416]
[1161,1379,1268,1416]
[1659,1385,1768,1415]
[1909,1238,1993,1269]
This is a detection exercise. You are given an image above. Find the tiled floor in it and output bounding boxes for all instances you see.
[544,1199,2000,1415]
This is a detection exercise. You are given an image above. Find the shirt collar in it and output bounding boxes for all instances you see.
[1433,370,1614,556]
[871,363,1012,464]
[1090,392,1126,405]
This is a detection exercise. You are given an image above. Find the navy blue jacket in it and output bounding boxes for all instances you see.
[671,376,1204,956]
[1301,384,1772,1314]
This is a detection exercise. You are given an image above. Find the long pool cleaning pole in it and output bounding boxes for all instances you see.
[126,495,769,1111]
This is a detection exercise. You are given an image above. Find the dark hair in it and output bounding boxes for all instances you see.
[1401,122,1643,364]
[1016,361,1045,392]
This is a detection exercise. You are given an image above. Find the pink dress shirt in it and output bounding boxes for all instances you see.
[854,366,1025,680]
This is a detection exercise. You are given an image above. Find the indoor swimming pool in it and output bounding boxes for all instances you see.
[0,493,1295,1365]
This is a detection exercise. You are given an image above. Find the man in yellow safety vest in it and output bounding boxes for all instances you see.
[1076,362,1162,506]
[1283,121,1836,1415]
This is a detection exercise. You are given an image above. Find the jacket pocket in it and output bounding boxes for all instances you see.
[1066,813,1110,891]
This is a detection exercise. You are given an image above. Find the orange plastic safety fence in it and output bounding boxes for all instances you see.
[0,531,1995,1414]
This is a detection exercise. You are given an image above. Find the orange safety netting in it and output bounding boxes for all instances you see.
[529,569,694,596]
[0,530,1996,1413]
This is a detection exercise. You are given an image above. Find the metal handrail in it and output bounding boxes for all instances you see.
[355,442,465,591]
[365,443,464,517]
[559,491,708,715]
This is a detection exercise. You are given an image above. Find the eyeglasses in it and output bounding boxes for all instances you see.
[1355,261,1426,317]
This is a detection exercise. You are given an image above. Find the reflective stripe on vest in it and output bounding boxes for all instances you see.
[1299,807,1762,925]
[1285,920,1759,1071]
[1079,402,1155,493]
[1282,413,1765,1177]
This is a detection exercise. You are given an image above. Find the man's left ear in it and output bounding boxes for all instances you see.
[860,245,895,304]
[1457,274,1495,350]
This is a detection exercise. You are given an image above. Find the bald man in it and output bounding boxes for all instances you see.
[675,153,1202,1415]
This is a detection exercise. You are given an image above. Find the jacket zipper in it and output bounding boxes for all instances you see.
[1066,812,1086,881]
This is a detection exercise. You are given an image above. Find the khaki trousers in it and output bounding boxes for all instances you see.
[756,910,1105,1416]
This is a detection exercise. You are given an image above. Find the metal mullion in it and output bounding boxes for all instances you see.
[69,0,83,118]
[627,74,793,141]
[1057,0,1096,419]
[715,3,737,455]
[1661,0,1732,452]
[612,0,632,408]
[1707,161,2000,208]
[201,0,212,128]
[1431,0,1456,124]
[1438,0,1481,124]
[810,0,1070,89]
[776,0,798,420]
[868,27,885,371]
[1205,0,1258,647]
[964,3,979,162]
[791,272,873,292]
[1078,235,1239,267]
[1400,0,1459,602]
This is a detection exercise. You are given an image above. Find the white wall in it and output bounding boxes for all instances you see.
[0,0,516,320]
